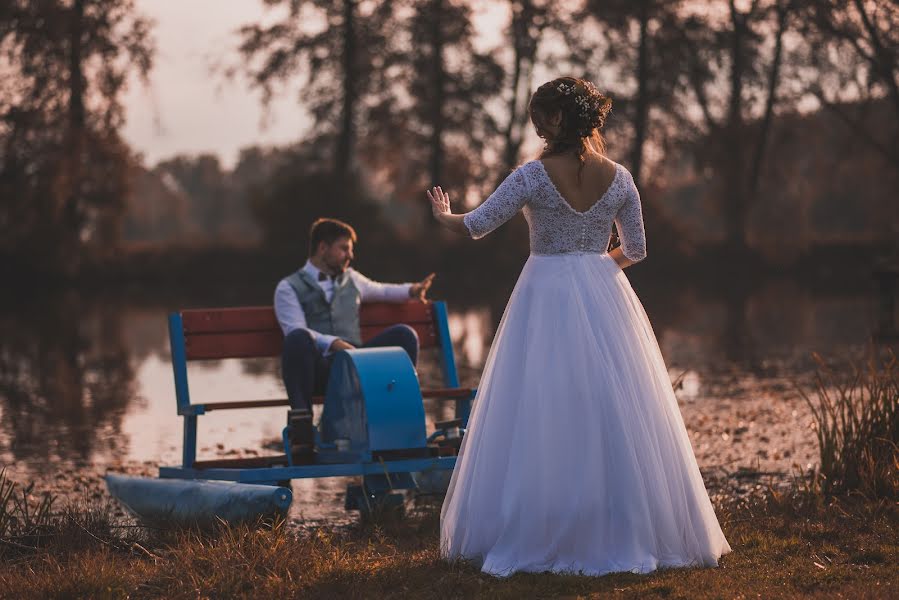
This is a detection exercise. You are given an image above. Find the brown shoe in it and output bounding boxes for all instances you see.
[287,408,316,464]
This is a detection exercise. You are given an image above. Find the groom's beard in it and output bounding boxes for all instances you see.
[326,258,350,276]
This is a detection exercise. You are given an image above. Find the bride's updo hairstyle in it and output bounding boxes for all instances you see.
[528,76,613,174]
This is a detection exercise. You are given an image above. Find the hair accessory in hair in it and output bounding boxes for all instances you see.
[555,80,607,132]
[530,77,612,145]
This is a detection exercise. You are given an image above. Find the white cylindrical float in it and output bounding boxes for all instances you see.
[105,474,292,527]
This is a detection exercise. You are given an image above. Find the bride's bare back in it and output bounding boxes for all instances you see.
[540,152,618,213]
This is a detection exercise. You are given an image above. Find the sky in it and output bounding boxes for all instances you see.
[122,1,310,169]
[122,1,507,170]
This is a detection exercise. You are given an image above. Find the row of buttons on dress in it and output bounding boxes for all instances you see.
[578,219,589,251]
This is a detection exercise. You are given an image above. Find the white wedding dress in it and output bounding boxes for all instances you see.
[440,159,732,577]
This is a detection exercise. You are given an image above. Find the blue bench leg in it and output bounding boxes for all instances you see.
[183,415,197,468]
[455,391,474,426]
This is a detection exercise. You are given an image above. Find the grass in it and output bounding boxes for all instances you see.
[0,485,896,599]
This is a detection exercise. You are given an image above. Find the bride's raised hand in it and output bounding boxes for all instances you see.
[426,185,468,234]
[426,186,451,219]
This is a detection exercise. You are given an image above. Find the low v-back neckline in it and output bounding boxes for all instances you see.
[536,160,620,215]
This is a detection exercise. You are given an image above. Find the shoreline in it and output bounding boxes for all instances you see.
[3,372,820,522]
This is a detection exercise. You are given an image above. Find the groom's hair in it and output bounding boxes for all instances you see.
[309,218,357,256]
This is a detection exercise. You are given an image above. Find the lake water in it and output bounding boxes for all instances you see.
[0,265,887,521]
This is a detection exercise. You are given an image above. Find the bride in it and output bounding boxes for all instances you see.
[426,76,732,577]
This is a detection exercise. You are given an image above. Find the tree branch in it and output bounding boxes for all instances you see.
[813,88,899,172]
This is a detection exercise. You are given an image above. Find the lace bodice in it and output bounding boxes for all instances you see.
[462,160,647,261]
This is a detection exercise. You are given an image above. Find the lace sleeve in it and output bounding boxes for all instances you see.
[614,172,647,262]
[463,167,529,239]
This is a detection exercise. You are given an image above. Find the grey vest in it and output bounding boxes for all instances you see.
[285,269,362,346]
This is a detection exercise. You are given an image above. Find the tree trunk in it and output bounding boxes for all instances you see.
[749,1,788,195]
[501,41,523,177]
[428,0,445,188]
[62,0,86,273]
[68,1,86,136]
[500,0,543,183]
[336,0,356,176]
[499,1,528,182]
[630,0,650,187]
[724,0,748,253]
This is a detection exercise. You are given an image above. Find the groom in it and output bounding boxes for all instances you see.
[274,218,434,461]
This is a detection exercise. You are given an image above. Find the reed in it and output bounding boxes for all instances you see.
[0,470,151,561]
[794,348,899,498]
[0,469,55,556]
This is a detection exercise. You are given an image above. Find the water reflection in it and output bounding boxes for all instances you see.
[448,308,492,369]
[0,273,884,519]
[0,292,135,463]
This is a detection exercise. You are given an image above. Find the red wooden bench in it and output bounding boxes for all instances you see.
[168,300,473,468]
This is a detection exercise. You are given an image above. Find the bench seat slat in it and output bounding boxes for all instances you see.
[199,387,474,412]
[192,455,289,469]
[184,323,437,360]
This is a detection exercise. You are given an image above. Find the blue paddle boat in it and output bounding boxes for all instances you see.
[106,301,474,522]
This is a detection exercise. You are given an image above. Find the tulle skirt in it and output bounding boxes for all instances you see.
[440,252,732,577]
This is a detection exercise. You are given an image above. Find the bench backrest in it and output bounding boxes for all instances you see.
[168,301,459,412]
[177,302,439,360]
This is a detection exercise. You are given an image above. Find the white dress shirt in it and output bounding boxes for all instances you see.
[274,260,413,355]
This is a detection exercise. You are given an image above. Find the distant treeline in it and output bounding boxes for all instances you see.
[2,0,898,274]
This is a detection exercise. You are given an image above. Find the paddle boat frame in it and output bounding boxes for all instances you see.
[158,301,474,506]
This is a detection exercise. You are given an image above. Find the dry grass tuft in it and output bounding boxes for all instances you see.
[794,347,899,498]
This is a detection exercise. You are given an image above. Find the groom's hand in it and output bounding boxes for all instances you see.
[328,339,355,353]
[409,272,436,302]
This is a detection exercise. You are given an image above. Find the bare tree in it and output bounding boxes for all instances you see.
[798,0,899,170]
[746,0,796,196]
[581,0,688,188]
[497,0,557,178]
[404,0,503,189]
[234,0,399,176]
[0,0,155,273]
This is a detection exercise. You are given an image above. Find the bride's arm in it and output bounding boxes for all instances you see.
[611,171,647,268]
[608,246,637,269]
[437,213,470,235]
[427,168,529,238]
[427,187,469,235]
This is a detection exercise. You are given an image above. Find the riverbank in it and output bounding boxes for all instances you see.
[0,369,822,522]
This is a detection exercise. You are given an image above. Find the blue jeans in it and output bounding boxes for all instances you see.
[282,324,419,411]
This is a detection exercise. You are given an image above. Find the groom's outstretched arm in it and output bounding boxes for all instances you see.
[350,270,412,303]
[351,270,435,302]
